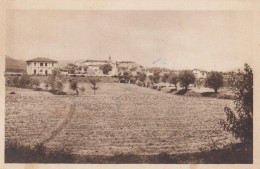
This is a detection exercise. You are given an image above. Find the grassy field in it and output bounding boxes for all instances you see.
[5,83,239,158]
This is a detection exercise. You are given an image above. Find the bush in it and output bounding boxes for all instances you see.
[162,73,170,83]
[69,79,79,95]
[89,77,99,94]
[79,86,85,94]
[137,72,146,82]
[100,64,113,75]
[48,69,64,94]
[5,140,75,163]
[18,74,31,88]
[149,72,160,85]
[205,71,224,94]
[12,76,19,87]
[122,71,132,83]
[30,78,40,89]
[221,64,253,145]
[135,80,144,86]
[129,77,137,84]
[217,93,235,100]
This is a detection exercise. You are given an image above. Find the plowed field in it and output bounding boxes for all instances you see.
[5,83,238,155]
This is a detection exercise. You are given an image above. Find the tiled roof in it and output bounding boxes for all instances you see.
[119,61,135,63]
[83,60,109,63]
[26,57,57,62]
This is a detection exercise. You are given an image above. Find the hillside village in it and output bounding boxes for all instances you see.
[5,56,233,81]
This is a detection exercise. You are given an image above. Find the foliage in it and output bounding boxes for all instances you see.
[129,77,137,84]
[79,86,86,94]
[31,78,40,89]
[65,63,77,74]
[100,64,113,75]
[137,72,146,82]
[129,67,137,71]
[194,79,205,88]
[122,71,133,83]
[5,140,75,163]
[44,80,49,90]
[146,67,171,73]
[69,79,79,95]
[149,72,160,84]
[205,71,224,94]
[135,80,144,86]
[89,77,99,94]
[19,74,31,88]
[169,73,178,89]
[162,73,170,83]
[48,69,64,94]
[221,64,253,145]
[12,76,19,87]
[178,70,195,90]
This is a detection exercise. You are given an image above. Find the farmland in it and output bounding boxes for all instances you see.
[5,83,238,157]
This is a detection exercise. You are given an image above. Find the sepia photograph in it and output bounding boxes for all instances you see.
[4,9,255,164]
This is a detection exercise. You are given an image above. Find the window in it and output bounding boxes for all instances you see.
[45,70,48,75]
[34,69,36,74]
[40,63,43,66]
[27,63,30,66]
[52,63,54,67]
[45,63,47,66]
[34,62,36,66]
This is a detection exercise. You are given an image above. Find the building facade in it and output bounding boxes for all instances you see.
[26,57,57,75]
[192,69,207,79]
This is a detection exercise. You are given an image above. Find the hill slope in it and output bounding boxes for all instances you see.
[5,56,26,71]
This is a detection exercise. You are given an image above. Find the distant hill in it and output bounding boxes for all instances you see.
[5,56,26,72]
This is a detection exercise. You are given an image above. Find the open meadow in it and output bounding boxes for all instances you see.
[5,83,239,157]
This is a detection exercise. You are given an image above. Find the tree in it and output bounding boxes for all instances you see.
[79,86,86,94]
[12,76,19,87]
[129,77,137,84]
[205,71,224,94]
[31,78,40,89]
[221,64,253,145]
[56,80,64,92]
[122,71,132,83]
[48,69,64,94]
[149,72,160,85]
[169,73,178,90]
[18,74,31,88]
[69,79,79,95]
[44,80,49,90]
[137,72,146,82]
[89,77,99,94]
[65,63,77,74]
[178,70,195,90]
[162,73,170,83]
[100,64,113,75]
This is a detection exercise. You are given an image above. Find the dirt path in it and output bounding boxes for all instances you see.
[40,103,76,145]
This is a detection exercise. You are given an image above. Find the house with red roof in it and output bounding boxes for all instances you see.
[26,57,58,75]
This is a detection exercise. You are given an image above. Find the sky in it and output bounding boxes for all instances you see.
[6,10,258,71]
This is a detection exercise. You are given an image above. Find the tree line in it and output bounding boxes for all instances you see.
[6,69,100,95]
[120,69,225,94]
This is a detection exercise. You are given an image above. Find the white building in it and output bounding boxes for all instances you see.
[192,69,207,79]
[79,57,118,76]
[26,57,57,75]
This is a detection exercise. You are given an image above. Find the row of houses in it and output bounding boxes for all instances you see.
[22,57,233,80]
[25,57,144,76]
